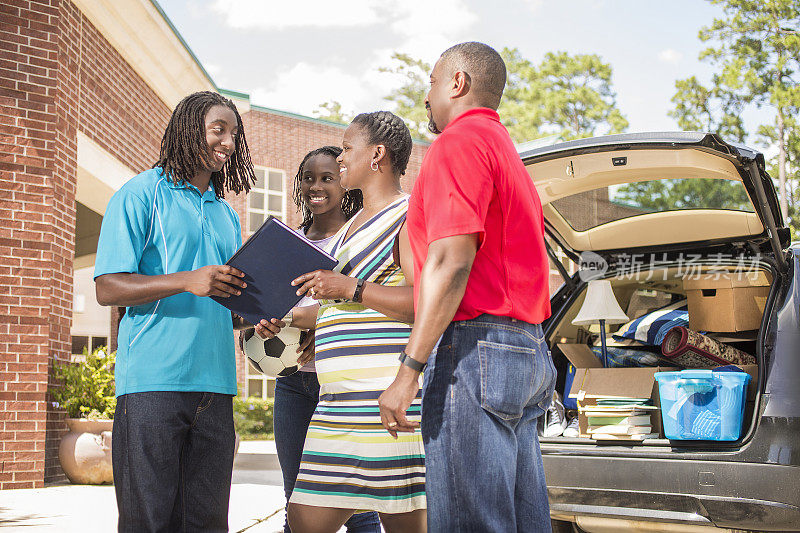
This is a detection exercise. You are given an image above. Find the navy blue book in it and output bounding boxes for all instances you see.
[212,216,339,327]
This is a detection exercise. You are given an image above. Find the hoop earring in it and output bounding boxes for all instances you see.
[370,160,379,171]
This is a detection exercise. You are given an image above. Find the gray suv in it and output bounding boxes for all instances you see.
[520,133,798,532]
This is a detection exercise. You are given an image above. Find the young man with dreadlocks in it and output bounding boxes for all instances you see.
[94,91,255,532]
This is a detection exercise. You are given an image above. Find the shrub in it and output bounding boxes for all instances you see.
[233,394,274,440]
[51,347,116,419]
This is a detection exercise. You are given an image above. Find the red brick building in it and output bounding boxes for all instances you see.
[0,0,430,489]
[0,0,587,489]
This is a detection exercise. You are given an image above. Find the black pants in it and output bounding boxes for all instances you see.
[113,392,236,533]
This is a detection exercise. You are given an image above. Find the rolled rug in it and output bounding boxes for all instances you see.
[661,326,756,368]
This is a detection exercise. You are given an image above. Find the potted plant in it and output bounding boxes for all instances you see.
[51,346,116,484]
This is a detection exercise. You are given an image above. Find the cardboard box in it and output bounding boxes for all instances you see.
[560,343,676,438]
[683,272,770,332]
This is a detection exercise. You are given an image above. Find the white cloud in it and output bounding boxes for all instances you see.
[211,0,477,57]
[217,0,479,118]
[249,61,387,117]
[521,0,545,13]
[658,48,682,64]
[211,0,381,29]
[386,0,478,60]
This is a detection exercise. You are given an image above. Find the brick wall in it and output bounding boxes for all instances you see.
[1,0,64,489]
[232,109,428,387]
[238,110,427,227]
[74,7,169,174]
[0,0,171,489]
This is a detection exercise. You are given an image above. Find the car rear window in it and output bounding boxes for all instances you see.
[550,177,754,232]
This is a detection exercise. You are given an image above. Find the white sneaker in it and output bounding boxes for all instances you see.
[562,414,580,438]
[542,391,568,437]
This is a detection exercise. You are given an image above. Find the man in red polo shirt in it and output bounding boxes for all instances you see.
[378,42,555,532]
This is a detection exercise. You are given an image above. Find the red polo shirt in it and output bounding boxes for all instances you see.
[407,108,551,324]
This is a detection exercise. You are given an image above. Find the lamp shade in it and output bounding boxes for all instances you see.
[572,280,628,326]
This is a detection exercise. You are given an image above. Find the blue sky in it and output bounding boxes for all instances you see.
[157,0,764,140]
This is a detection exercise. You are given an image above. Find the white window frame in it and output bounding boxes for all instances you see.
[247,166,286,233]
[244,361,275,399]
[70,333,110,362]
[244,166,286,398]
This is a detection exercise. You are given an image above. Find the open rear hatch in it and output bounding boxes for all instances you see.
[522,132,789,448]
[520,132,789,264]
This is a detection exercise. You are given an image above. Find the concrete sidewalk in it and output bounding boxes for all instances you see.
[0,441,292,532]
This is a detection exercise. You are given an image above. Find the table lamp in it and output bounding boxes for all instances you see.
[572,279,628,367]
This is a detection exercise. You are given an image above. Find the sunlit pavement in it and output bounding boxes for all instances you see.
[0,441,292,532]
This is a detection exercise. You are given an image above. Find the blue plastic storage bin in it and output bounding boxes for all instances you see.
[654,370,751,441]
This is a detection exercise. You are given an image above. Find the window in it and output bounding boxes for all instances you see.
[245,359,277,399]
[71,335,109,362]
[71,335,89,355]
[550,178,754,232]
[245,167,286,397]
[248,167,286,231]
[244,167,286,398]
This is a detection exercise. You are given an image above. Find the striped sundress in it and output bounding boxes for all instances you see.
[290,196,426,514]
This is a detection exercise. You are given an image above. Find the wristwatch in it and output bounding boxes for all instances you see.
[398,349,426,372]
[352,278,366,303]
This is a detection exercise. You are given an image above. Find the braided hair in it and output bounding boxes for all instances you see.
[350,111,412,176]
[292,146,363,230]
[154,91,256,198]
[292,146,364,229]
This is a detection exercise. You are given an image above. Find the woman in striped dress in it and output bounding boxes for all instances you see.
[255,111,425,532]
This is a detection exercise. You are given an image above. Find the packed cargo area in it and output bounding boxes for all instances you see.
[543,262,771,447]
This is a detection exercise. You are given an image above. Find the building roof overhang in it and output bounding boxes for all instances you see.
[72,0,216,109]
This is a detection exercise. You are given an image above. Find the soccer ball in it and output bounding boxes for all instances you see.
[242,327,304,378]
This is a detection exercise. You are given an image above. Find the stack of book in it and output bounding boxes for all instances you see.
[582,399,659,441]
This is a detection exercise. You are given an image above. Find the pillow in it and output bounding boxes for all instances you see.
[592,336,645,348]
[591,347,663,368]
[612,300,689,346]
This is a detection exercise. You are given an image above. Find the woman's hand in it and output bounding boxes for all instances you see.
[254,317,286,340]
[297,330,315,366]
[292,270,357,301]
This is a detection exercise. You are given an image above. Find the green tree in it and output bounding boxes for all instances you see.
[670,76,747,141]
[378,53,432,138]
[670,0,800,229]
[380,49,628,144]
[615,178,752,212]
[312,100,351,124]
[496,48,543,143]
[526,51,629,141]
[760,115,800,238]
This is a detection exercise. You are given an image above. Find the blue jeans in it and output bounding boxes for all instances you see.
[421,314,556,533]
[274,371,381,533]
[112,391,235,532]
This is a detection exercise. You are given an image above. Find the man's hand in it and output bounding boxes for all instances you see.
[378,366,421,439]
[184,265,246,298]
[292,270,357,301]
[297,329,315,366]
[254,318,285,340]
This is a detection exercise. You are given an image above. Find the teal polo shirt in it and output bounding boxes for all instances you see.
[94,168,242,397]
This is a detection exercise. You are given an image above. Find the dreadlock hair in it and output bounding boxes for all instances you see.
[154,91,256,199]
[350,111,412,176]
[292,146,363,230]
